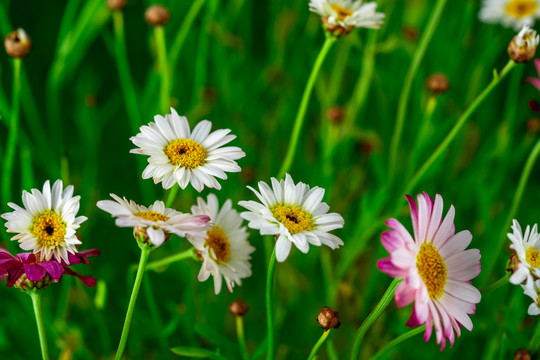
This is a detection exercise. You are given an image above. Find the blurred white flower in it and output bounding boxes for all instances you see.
[507,219,540,286]
[309,0,384,29]
[479,0,540,30]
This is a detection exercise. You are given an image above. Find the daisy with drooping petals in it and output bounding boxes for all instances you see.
[96,194,211,247]
[238,174,344,262]
[522,279,540,315]
[479,0,540,30]
[507,219,540,285]
[130,108,246,192]
[309,0,384,29]
[378,193,482,350]
[188,194,255,294]
[1,180,87,264]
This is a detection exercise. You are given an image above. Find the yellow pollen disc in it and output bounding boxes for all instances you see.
[330,4,353,22]
[505,0,538,18]
[134,211,170,222]
[163,138,207,169]
[205,226,231,262]
[269,202,315,235]
[416,243,447,299]
[526,246,540,267]
[31,210,67,248]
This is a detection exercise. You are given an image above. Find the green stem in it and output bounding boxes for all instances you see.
[29,291,50,360]
[529,319,540,352]
[144,248,195,272]
[307,330,331,360]
[115,246,152,360]
[266,246,277,360]
[2,57,21,208]
[350,279,401,360]
[388,0,448,181]
[370,325,425,360]
[154,26,170,114]
[405,60,517,194]
[277,35,336,179]
[169,0,206,69]
[480,273,510,293]
[236,316,249,360]
[165,185,179,208]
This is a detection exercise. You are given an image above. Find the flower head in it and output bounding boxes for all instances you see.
[522,279,540,315]
[378,193,482,350]
[130,108,246,192]
[1,180,87,264]
[479,0,540,30]
[508,25,539,62]
[188,194,255,294]
[239,174,344,262]
[507,219,540,285]
[96,194,211,247]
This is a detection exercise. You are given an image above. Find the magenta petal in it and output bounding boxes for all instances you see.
[0,249,15,260]
[381,231,404,252]
[526,77,540,91]
[395,281,416,308]
[39,261,64,280]
[63,268,97,287]
[24,264,46,281]
[377,258,408,278]
[6,266,24,287]
[17,252,35,263]
[535,58,540,74]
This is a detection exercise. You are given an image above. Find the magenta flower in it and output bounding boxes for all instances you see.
[377,193,481,350]
[526,58,540,92]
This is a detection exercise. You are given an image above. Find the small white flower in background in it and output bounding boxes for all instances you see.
[239,174,344,263]
[1,180,87,263]
[130,108,246,192]
[188,194,255,294]
[508,219,540,285]
[96,194,211,247]
[479,0,540,30]
[522,278,540,315]
[309,0,384,29]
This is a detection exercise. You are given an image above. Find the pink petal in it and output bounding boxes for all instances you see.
[39,261,64,280]
[381,231,405,252]
[385,218,415,245]
[405,195,419,241]
[417,194,430,243]
[438,230,473,258]
[390,249,415,268]
[395,281,416,308]
[377,258,408,278]
[63,268,97,287]
[433,205,455,248]
[445,279,481,303]
[526,77,540,91]
[426,194,444,242]
[24,264,46,281]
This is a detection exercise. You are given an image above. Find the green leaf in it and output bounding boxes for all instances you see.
[170,346,227,360]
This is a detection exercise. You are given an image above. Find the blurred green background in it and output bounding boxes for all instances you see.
[0,0,539,358]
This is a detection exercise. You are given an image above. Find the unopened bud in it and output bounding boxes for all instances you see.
[317,306,341,330]
[507,252,520,274]
[508,25,539,63]
[514,349,531,360]
[145,5,170,26]
[229,299,249,316]
[326,106,345,124]
[4,29,31,58]
[14,273,53,292]
[107,0,127,10]
[321,18,353,38]
[133,226,171,248]
[426,73,450,95]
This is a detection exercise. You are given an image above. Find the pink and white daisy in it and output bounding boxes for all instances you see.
[378,193,482,350]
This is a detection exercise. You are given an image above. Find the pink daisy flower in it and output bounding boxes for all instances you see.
[377,193,482,350]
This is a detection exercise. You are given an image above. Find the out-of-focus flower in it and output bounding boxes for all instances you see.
[145,4,170,26]
[479,0,540,30]
[229,299,249,316]
[378,193,481,350]
[522,278,540,315]
[526,58,540,91]
[507,220,540,285]
[1,180,87,264]
[239,174,344,262]
[508,25,539,62]
[130,108,245,192]
[426,73,450,95]
[188,194,254,294]
[97,194,211,247]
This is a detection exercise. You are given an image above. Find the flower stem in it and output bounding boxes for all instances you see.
[370,325,425,360]
[529,319,540,353]
[29,290,50,360]
[115,246,152,360]
[266,245,277,360]
[144,248,195,272]
[165,185,179,208]
[154,26,170,114]
[307,329,331,360]
[388,0,448,182]
[480,273,510,293]
[277,35,336,179]
[350,279,401,360]
[236,316,249,360]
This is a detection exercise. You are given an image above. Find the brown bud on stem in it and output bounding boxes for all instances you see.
[514,349,531,360]
[229,299,249,316]
[326,106,346,124]
[4,29,31,58]
[145,5,170,26]
[426,73,450,95]
[317,306,341,330]
[508,26,539,63]
[107,0,127,10]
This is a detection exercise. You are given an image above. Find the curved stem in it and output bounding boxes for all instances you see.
[370,325,425,360]
[307,330,331,360]
[277,35,336,179]
[165,185,179,208]
[29,291,50,360]
[169,0,206,68]
[350,279,401,360]
[481,273,510,293]
[154,26,170,114]
[266,245,277,360]
[144,248,195,272]
[115,246,152,360]
[388,0,448,181]
[236,316,249,360]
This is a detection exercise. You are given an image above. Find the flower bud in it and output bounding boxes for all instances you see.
[508,25,539,63]
[14,273,54,292]
[326,106,345,124]
[4,29,31,58]
[145,5,170,26]
[107,0,127,10]
[133,226,171,248]
[317,306,341,330]
[507,252,520,274]
[514,349,531,360]
[229,299,249,316]
[321,18,353,38]
[426,73,450,95]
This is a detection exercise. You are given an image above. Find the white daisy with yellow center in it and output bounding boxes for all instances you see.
[187,194,255,294]
[239,174,344,262]
[1,180,87,263]
[522,279,540,315]
[309,0,384,29]
[507,219,540,286]
[480,0,540,30]
[130,108,246,192]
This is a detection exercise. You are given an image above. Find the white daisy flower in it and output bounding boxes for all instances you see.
[188,194,255,294]
[1,180,87,263]
[522,279,540,315]
[238,174,344,263]
[130,108,246,192]
[507,219,540,285]
[96,194,211,247]
[309,0,385,29]
[479,0,540,30]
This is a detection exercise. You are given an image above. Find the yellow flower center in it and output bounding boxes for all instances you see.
[269,202,315,235]
[330,4,353,22]
[163,138,207,169]
[526,246,540,267]
[416,243,447,299]
[505,0,538,18]
[31,210,67,248]
[206,226,231,262]
[134,211,170,222]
